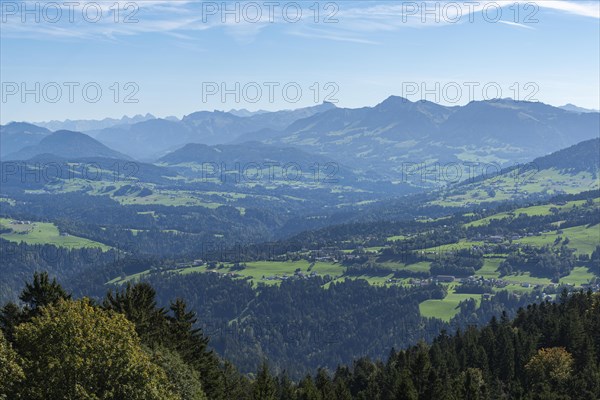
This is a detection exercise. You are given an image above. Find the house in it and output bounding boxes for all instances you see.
[435,275,455,283]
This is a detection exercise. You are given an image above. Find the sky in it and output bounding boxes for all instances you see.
[0,0,599,123]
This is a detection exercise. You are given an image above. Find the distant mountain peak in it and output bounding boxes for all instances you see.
[0,122,50,135]
[559,103,599,114]
[228,108,270,117]
[377,95,413,106]
[33,114,156,133]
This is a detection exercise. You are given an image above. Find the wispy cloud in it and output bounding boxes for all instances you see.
[535,1,600,19]
[288,29,379,45]
[0,1,597,43]
[498,20,535,30]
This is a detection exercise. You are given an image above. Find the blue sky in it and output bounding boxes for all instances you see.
[1,1,599,123]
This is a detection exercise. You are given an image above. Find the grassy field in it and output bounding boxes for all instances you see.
[419,240,485,255]
[115,190,222,208]
[0,197,16,206]
[503,273,552,286]
[499,283,535,294]
[386,235,406,242]
[378,261,432,273]
[465,198,599,227]
[478,257,503,278]
[0,218,110,250]
[514,223,600,255]
[419,285,481,322]
[106,270,151,285]
[432,169,599,207]
[108,260,346,286]
[559,266,596,286]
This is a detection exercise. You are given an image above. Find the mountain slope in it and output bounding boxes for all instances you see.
[433,137,600,207]
[559,103,599,113]
[260,97,599,177]
[0,122,51,157]
[531,137,600,173]
[93,119,193,160]
[93,103,337,160]
[160,141,334,165]
[5,130,131,160]
[158,140,358,183]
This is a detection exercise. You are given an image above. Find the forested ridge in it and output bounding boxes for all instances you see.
[1,273,599,399]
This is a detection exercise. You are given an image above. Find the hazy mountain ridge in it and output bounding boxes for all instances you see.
[0,122,51,157]
[91,102,337,160]
[5,130,132,161]
[34,113,157,132]
[559,103,599,113]
[158,140,359,182]
[257,97,599,177]
[530,137,600,173]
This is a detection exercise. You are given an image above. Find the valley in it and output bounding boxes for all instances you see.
[2,4,599,398]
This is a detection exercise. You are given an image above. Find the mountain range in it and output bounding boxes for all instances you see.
[90,102,337,160]
[158,141,358,183]
[2,98,598,182]
[33,113,158,132]
[253,97,599,177]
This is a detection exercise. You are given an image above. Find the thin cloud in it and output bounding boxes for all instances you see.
[1,1,597,42]
[288,30,379,45]
[498,20,535,30]
[535,1,599,19]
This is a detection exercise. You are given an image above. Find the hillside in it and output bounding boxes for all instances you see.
[433,137,600,207]
[5,130,131,161]
[0,122,51,157]
[259,97,599,177]
[530,137,600,172]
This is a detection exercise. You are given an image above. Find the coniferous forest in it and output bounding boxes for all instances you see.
[1,272,599,400]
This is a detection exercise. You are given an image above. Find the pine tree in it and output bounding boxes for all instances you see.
[103,282,168,344]
[278,372,297,400]
[253,361,277,400]
[315,368,335,399]
[168,298,225,400]
[297,375,321,400]
[19,272,70,316]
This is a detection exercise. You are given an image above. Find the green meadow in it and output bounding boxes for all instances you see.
[419,285,481,322]
[0,218,110,250]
